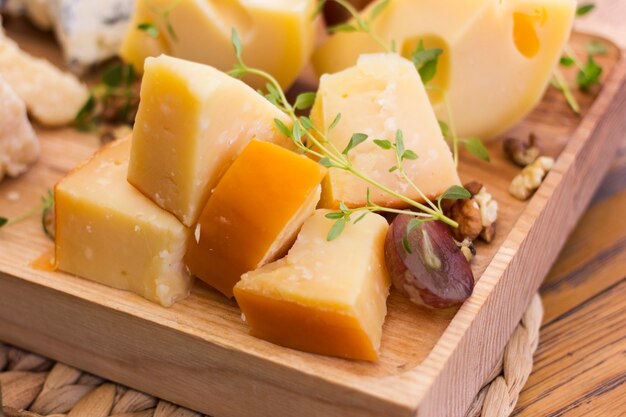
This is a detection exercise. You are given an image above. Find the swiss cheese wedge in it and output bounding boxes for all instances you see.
[55,137,193,307]
[234,210,390,361]
[313,0,576,138]
[127,55,292,227]
[186,140,327,298]
[311,53,460,208]
[120,0,316,89]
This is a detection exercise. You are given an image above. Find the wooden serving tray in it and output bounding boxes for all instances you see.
[1,20,625,417]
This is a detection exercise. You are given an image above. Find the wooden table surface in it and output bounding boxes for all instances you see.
[512,1,626,415]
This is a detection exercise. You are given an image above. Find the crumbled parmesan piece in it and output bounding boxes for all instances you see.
[0,73,39,181]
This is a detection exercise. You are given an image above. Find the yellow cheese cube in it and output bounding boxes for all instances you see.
[313,0,576,138]
[311,53,460,208]
[234,209,390,361]
[186,140,326,298]
[120,0,316,89]
[55,137,193,307]
[127,55,293,227]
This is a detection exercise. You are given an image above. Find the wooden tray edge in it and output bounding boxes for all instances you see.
[411,49,626,417]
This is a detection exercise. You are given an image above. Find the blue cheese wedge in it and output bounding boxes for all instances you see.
[2,0,134,73]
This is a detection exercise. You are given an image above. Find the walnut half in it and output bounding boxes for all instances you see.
[509,156,555,200]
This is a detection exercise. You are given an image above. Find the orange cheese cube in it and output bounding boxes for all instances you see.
[234,210,390,361]
[186,140,326,298]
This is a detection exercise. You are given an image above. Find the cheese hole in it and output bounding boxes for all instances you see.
[401,35,450,104]
[513,8,547,58]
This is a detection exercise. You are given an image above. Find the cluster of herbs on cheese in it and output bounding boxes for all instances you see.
[552,2,604,114]
[229,29,467,241]
[75,63,139,132]
[317,0,491,167]
[0,189,54,238]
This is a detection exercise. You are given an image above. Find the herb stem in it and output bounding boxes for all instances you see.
[552,68,581,114]
[328,0,393,53]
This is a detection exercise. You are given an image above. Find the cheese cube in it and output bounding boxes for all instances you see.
[127,55,293,227]
[120,0,316,89]
[0,73,39,181]
[311,53,460,208]
[313,0,576,138]
[0,26,89,126]
[234,210,390,361]
[186,140,326,298]
[55,137,193,307]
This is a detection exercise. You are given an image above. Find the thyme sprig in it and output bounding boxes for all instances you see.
[313,0,395,52]
[136,0,182,41]
[0,190,54,239]
[553,2,604,114]
[228,29,462,240]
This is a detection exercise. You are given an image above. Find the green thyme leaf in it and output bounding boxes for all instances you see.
[327,218,347,241]
[560,56,575,67]
[343,133,368,155]
[166,22,178,42]
[74,94,96,130]
[137,22,159,38]
[369,0,391,21]
[354,212,368,224]
[436,185,471,203]
[231,28,243,59]
[438,120,450,138]
[585,40,608,56]
[274,118,292,138]
[292,122,303,144]
[401,149,418,161]
[102,64,123,88]
[395,130,405,156]
[412,40,443,84]
[319,157,336,168]
[325,212,345,220]
[299,116,315,130]
[373,139,392,150]
[462,137,491,162]
[0,217,7,227]
[339,202,350,212]
[576,55,603,91]
[576,3,596,17]
[328,23,358,33]
[294,92,317,110]
[328,113,342,132]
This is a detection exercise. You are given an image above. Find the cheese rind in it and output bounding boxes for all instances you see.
[55,137,193,307]
[0,73,39,181]
[311,53,460,208]
[313,0,576,138]
[120,0,316,89]
[0,26,89,126]
[127,55,292,227]
[186,140,326,298]
[234,210,390,361]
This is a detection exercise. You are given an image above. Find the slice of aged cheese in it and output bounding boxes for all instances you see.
[0,26,89,126]
[186,140,326,298]
[0,73,39,181]
[313,0,576,138]
[2,0,134,72]
[234,209,390,361]
[127,55,293,227]
[55,137,193,307]
[311,53,460,208]
[120,0,315,89]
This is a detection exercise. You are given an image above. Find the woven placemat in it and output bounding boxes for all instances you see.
[0,294,542,417]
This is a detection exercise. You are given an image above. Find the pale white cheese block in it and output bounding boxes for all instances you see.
[0,73,39,181]
[0,25,88,126]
